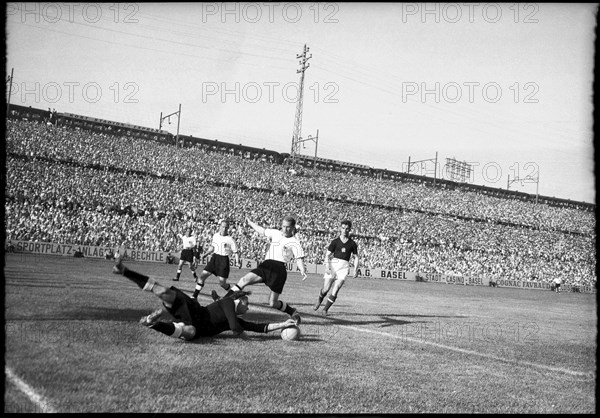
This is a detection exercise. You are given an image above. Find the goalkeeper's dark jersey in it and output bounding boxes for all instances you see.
[167,287,236,338]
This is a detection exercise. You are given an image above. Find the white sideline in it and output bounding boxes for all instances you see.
[5,367,56,413]
[235,299,594,379]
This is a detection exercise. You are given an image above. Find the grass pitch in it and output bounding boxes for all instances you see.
[4,253,596,413]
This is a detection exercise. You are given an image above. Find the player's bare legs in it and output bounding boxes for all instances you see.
[268,291,281,309]
[207,277,233,299]
[174,260,199,282]
[208,276,233,300]
[192,270,212,299]
[174,259,185,281]
[314,276,336,310]
[235,271,264,288]
[217,276,230,291]
[213,271,262,300]
[322,279,346,315]
[267,290,301,323]
[216,272,301,323]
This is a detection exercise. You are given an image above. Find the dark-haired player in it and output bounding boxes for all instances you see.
[314,220,359,315]
[113,257,297,340]
[213,216,307,324]
[191,219,240,299]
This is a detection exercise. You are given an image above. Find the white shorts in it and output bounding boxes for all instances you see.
[328,259,350,281]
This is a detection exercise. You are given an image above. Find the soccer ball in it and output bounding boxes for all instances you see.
[281,325,301,341]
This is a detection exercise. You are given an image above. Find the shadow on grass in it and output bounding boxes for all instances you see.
[245,301,469,329]
[184,331,305,344]
[6,307,154,322]
[7,306,339,343]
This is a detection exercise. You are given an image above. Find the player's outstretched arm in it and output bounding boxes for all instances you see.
[246,218,266,236]
[237,318,296,334]
[267,318,298,331]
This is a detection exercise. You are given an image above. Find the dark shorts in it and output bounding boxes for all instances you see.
[204,254,230,278]
[180,248,194,264]
[251,259,288,294]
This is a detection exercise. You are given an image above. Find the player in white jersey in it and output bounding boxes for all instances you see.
[313,220,359,315]
[172,227,199,282]
[214,216,307,323]
[192,219,241,299]
[552,277,563,293]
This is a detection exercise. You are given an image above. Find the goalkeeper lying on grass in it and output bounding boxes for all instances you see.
[113,256,297,341]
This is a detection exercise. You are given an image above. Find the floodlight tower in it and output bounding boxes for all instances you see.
[290,44,313,166]
[445,157,473,183]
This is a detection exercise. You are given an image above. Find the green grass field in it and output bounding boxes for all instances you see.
[4,253,597,413]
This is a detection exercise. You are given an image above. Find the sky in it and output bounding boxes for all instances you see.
[5,2,597,204]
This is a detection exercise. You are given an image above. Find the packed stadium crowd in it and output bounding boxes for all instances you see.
[5,119,596,288]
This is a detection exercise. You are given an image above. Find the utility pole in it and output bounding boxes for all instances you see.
[6,67,14,118]
[508,173,539,204]
[407,152,438,185]
[159,104,182,147]
[290,44,317,167]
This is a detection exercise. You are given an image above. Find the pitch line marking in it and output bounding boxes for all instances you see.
[201,296,593,379]
[225,298,593,379]
[340,325,594,378]
[5,366,56,413]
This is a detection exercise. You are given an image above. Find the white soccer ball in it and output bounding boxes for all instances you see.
[281,325,301,341]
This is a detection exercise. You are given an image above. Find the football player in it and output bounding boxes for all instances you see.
[314,220,359,315]
[191,219,241,299]
[171,227,199,282]
[113,256,297,340]
[212,216,307,324]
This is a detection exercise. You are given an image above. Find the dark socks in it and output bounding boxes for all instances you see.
[276,300,296,316]
[224,284,241,298]
[317,289,327,305]
[323,294,337,311]
[192,283,203,298]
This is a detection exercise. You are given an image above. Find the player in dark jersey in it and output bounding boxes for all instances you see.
[313,220,359,315]
[113,256,297,340]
